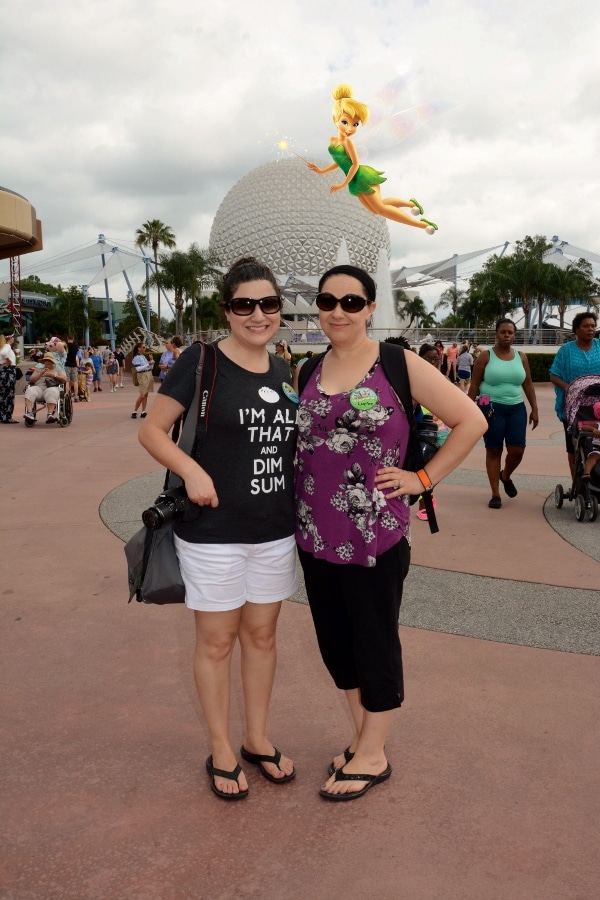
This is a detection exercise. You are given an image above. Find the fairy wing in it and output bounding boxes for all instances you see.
[356,74,456,160]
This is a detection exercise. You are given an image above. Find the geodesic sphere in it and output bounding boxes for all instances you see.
[209,157,391,276]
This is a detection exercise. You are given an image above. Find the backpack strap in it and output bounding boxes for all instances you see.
[379,342,439,534]
[297,350,327,395]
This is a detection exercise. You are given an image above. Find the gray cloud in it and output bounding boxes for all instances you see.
[2,0,599,303]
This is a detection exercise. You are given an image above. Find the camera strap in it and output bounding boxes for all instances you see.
[164,341,218,491]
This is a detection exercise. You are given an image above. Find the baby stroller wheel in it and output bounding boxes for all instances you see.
[575,494,586,522]
[587,493,598,522]
[554,484,564,509]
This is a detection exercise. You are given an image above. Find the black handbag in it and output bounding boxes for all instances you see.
[125,342,217,604]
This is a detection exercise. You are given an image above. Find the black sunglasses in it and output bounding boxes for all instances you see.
[227,296,282,316]
[315,292,372,313]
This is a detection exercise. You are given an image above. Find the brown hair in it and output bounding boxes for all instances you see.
[221,257,279,306]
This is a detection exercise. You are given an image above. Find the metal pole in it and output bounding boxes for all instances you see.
[144,257,151,331]
[98,236,116,349]
[82,285,89,347]
[122,272,146,329]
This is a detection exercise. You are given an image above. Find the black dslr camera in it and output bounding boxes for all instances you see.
[142,485,189,530]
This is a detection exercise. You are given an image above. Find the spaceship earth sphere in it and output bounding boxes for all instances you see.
[209,157,391,276]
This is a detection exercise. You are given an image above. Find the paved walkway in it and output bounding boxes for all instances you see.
[1,380,598,899]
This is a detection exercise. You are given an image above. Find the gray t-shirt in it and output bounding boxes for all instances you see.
[159,343,297,544]
[457,352,473,373]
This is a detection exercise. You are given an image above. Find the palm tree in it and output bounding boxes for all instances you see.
[185,244,222,334]
[135,220,176,329]
[545,259,599,329]
[435,285,465,318]
[395,292,436,332]
[147,250,196,336]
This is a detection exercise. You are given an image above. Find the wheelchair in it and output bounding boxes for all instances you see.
[24,382,74,428]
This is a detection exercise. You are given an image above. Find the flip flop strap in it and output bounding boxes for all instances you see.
[208,761,243,781]
[334,770,377,783]
[249,749,282,766]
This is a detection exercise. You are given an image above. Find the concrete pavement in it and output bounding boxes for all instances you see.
[1,379,598,899]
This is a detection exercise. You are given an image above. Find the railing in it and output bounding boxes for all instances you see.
[275,326,572,348]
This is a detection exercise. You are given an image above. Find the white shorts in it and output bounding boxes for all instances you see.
[173,534,298,612]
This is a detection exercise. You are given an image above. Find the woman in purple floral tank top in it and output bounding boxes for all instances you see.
[294,265,486,801]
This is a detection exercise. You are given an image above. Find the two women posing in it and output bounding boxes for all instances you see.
[139,259,485,802]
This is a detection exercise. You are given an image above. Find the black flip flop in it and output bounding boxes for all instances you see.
[319,763,393,802]
[327,746,355,777]
[205,755,248,801]
[240,745,296,784]
[500,470,518,498]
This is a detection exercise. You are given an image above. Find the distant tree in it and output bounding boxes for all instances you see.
[544,258,600,329]
[135,220,176,326]
[31,285,102,344]
[395,293,436,331]
[465,235,551,330]
[147,250,197,336]
[182,291,226,333]
[185,244,222,333]
[435,285,466,318]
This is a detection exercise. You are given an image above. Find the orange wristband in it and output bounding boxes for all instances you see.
[416,468,434,492]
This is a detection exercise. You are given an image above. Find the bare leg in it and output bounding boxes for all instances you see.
[239,601,294,779]
[583,452,600,477]
[192,608,248,796]
[321,704,395,796]
[486,446,503,500]
[502,445,525,481]
[358,190,430,229]
[330,688,363,771]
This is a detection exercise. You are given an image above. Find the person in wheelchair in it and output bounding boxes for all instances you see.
[23,353,67,424]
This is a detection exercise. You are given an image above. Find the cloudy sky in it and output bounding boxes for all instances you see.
[1,0,599,307]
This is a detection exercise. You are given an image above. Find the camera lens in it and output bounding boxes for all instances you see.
[142,507,163,530]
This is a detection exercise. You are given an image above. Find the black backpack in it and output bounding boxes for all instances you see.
[297,342,439,534]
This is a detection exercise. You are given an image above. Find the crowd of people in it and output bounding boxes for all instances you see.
[2,335,187,423]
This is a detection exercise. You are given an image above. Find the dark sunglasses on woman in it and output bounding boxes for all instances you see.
[315,293,373,313]
[227,296,282,316]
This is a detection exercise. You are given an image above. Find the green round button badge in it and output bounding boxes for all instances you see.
[349,387,378,411]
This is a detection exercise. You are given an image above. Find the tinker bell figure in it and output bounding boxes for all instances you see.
[307,83,438,234]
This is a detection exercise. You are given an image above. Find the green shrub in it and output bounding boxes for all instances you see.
[524,353,555,382]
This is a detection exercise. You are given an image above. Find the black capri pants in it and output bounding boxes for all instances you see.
[298,538,410,713]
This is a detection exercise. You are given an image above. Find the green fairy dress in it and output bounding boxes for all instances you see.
[328,143,386,197]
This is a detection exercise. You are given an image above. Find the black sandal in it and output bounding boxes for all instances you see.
[240,745,296,784]
[205,755,248,801]
[328,746,355,777]
[319,763,392,802]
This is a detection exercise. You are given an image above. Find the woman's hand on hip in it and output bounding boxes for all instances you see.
[375,467,420,498]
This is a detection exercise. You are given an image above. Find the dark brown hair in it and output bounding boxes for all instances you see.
[221,257,279,306]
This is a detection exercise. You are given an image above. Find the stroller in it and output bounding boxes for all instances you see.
[554,375,600,522]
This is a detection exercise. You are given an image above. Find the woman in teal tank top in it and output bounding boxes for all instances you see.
[307,84,438,234]
[468,319,539,508]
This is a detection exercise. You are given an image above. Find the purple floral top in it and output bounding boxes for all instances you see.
[295,358,411,567]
